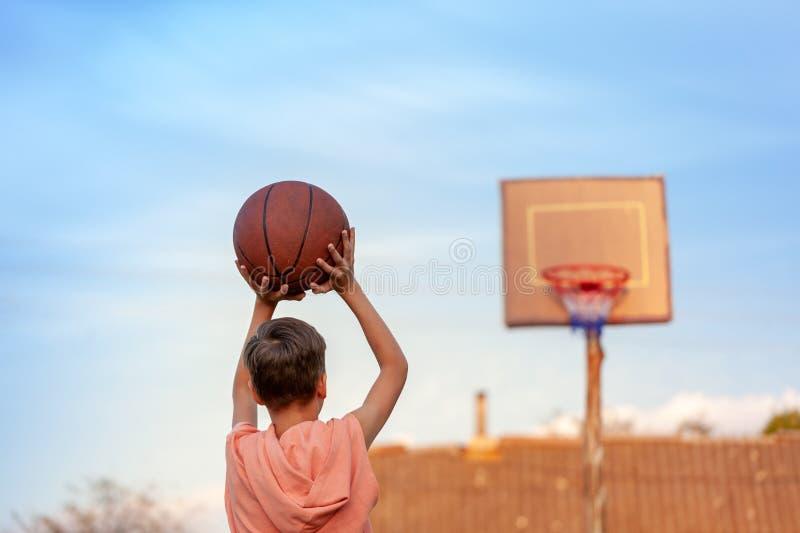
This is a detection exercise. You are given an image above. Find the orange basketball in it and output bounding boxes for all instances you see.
[233,181,349,294]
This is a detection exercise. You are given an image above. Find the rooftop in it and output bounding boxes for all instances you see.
[368,394,800,532]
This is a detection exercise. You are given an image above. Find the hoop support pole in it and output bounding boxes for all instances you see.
[584,329,606,533]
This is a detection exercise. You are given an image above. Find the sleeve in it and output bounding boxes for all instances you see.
[343,412,370,453]
[230,422,258,435]
[226,423,259,470]
[225,423,260,533]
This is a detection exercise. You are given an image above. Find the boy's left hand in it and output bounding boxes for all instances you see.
[235,261,306,305]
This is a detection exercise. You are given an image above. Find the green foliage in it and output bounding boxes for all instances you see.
[763,409,800,435]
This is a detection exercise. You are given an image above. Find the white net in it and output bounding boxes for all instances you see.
[560,290,618,331]
[542,264,629,332]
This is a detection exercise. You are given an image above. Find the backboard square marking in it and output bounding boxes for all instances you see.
[525,201,650,289]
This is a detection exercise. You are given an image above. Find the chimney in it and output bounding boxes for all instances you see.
[467,389,499,460]
[475,390,487,438]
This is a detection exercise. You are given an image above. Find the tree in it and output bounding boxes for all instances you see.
[763,409,800,435]
[11,478,184,533]
[676,418,713,438]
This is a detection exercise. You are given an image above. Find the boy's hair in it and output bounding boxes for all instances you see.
[243,317,326,410]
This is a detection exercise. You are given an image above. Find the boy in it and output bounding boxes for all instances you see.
[226,228,408,533]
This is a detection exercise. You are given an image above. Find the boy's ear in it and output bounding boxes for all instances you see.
[248,379,265,405]
[316,373,327,400]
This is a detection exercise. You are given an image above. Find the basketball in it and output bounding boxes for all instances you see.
[233,180,349,294]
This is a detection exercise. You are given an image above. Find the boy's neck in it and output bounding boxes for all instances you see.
[269,400,321,439]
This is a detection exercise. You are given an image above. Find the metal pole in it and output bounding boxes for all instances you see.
[584,329,606,533]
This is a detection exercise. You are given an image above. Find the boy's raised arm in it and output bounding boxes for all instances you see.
[341,283,408,449]
[311,229,408,448]
[231,263,304,428]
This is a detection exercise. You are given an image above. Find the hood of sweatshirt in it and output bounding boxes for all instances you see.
[226,414,378,533]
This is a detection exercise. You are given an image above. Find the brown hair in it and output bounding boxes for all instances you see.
[243,317,326,410]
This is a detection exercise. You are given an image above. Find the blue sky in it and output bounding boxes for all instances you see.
[1,1,799,529]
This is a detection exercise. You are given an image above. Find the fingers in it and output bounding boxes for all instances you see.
[237,258,312,301]
[263,283,299,302]
[276,284,304,301]
[327,242,344,265]
[342,229,351,256]
[237,261,266,292]
[239,252,349,299]
[258,275,271,294]
[309,282,331,295]
[316,257,335,273]
[336,227,356,265]
[236,261,249,280]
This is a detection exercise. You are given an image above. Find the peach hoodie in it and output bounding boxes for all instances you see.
[225,413,379,533]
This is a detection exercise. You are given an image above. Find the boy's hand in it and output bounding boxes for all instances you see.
[310,227,356,296]
[312,226,407,449]
[231,261,304,428]
[235,261,306,305]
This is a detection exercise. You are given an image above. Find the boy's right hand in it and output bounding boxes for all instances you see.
[310,227,407,449]
[235,261,306,305]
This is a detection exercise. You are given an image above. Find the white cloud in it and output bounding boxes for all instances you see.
[532,388,800,437]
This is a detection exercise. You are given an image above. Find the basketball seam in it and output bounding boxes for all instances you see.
[252,184,346,291]
[261,185,278,276]
[290,183,314,274]
[235,242,256,270]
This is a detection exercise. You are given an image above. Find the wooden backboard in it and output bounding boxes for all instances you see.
[501,176,672,327]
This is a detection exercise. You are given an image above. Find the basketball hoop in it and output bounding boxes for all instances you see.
[542,264,630,333]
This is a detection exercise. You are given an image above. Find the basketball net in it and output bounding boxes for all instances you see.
[542,264,630,333]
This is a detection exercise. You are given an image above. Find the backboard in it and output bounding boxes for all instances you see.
[501,177,672,327]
